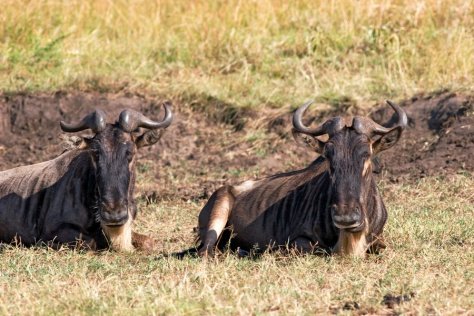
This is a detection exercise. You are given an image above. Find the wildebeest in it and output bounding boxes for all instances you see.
[195,100,407,257]
[0,105,173,251]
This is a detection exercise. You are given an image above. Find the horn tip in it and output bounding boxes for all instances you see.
[59,121,67,130]
[385,99,408,128]
[304,99,315,107]
[385,99,395,106]
[294,99,315,114]
[162,102,174,124]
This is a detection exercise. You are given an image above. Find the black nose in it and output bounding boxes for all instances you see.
[100,209,129,226]
[331,205,362,229]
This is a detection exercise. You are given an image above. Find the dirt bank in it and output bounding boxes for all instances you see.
[371,92,473,181]
[0,91,472,200]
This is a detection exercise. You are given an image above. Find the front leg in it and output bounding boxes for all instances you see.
[290,237,320,254]
[46,224,99,251]
[132,231,158,252]
[367,234,387,254]
[198,186,235,257]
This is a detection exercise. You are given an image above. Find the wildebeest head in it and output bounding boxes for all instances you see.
[293,100,407,232]
[60,104,173,226]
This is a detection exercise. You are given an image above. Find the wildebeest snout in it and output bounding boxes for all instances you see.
[101,198,127,211]
[100,200,129,226]
[331,204,364,231]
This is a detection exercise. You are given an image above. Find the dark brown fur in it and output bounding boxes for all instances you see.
[192,105,405,257]
[0,124,165,252]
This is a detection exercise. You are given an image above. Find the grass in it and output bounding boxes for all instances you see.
[0,175,472,315]
[1,0,474,109]
[1,1,474,314]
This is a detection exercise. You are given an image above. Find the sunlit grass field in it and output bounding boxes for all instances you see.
[1,1,474,315]
[1,0,474,108]
[0,175,472,315]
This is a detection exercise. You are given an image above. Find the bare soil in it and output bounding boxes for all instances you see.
[0,91,472,200]
[371,92,474,181]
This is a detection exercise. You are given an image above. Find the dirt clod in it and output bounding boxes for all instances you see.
[342,301,360,310]
[382,292,415,309]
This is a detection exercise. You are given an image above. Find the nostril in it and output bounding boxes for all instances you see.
[333,214,357,223]
[102,199,127,211]
[351,212,361,222]
[100,210,129,225]
[101,201,115,211]
[333,211,361,225]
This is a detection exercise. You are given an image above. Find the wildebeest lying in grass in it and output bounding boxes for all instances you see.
[0,105,172,252]
[194,100,407,257]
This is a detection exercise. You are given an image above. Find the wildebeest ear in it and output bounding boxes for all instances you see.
[60,135,88,151]
[135,129,165,148]
[372,126,403,154]
[291,129,325,153]
[82,136,93,145]
[371,156,383,174]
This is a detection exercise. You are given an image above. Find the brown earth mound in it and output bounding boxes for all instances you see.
[0,91,472,200]
[371,92,473,181]
[0,91,305,201]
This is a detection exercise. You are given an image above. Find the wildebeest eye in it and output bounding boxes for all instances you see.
[120,142,134,162]
[358,150,371,160]
[90,149,99,160]
[126,149,133,162]
[324,143,335,158]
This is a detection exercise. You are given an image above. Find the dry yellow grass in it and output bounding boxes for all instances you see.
[1,0,474,108]
[0,175,472,315]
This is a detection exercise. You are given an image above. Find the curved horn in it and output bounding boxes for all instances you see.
[293,100,346,136]
[60,109,107,133]
[385,100,408,130]
[353,100,408,136]
[119,103,173,133]
[292,100,327,136]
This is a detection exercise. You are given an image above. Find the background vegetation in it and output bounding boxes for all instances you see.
[0,0,473,315]
[1,0,474,108]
